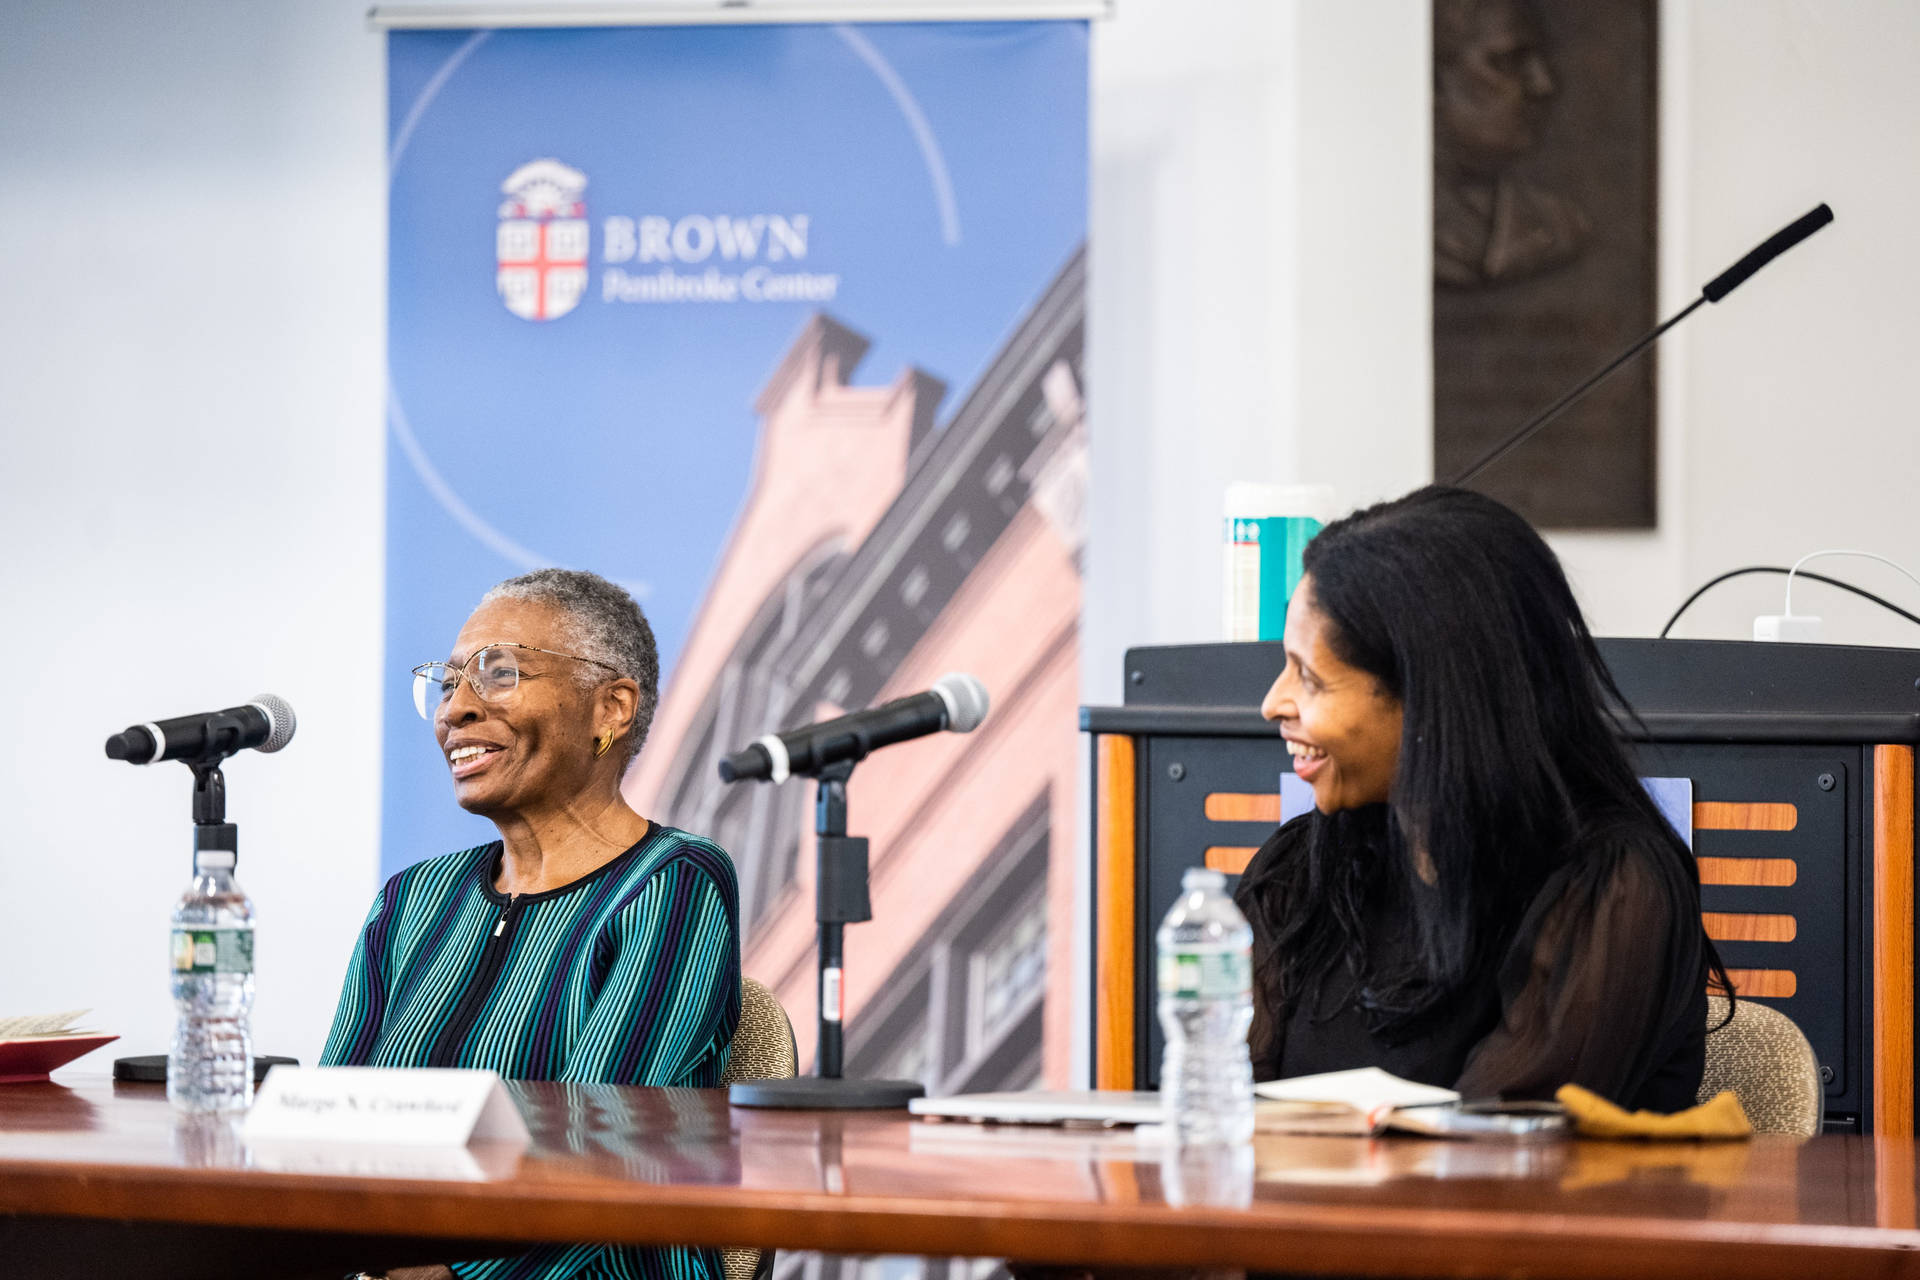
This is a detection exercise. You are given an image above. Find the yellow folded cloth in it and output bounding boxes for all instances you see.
[1555,1083,1752,1140]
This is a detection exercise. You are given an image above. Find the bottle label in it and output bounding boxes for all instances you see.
[1221,515,1322,642]
[1158,947,1251,1000]
[171,927,254,975]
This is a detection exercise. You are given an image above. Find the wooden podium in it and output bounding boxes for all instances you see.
[1083,638,1920,1135]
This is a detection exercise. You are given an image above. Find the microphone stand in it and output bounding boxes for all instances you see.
[729,759,926,1109]
[190,758,236,866]
[1450,296,1703,488]
[112,741,296,1085]
[1451,202,1834,488]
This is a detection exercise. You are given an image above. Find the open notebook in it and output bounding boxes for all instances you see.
[909,1069,1563,1139]
[1255,1067,1463,1135]
[907,1078,1454,1131]
[0,1010,119,1084]
[1258,1067,1567,1138]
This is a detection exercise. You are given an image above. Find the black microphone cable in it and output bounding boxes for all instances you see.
[1658,567,1920,639]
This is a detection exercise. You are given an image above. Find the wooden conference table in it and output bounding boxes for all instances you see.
[5,1075,1920,1280]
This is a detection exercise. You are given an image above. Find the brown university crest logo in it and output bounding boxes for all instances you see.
[496,159,589,322]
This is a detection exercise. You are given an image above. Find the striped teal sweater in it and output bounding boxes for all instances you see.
[321,824,740,1280]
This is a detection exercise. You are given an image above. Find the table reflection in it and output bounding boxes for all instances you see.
[1,1081,100,1131]
[1161,1143,1255,1209]
[512,1082,743,1185]
[172,1112,248,1169]
[1254,1133,1565,1187]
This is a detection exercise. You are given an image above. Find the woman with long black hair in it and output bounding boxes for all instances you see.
[1236,486,1732,1110]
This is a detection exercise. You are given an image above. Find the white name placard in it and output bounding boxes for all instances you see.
[243,1066,531,1148]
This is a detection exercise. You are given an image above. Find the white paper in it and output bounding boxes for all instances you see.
[243,1066,531,1148]
[1255,1066,1459,1112]
[0,1009,91,1038]
[909,1089,1164,1127]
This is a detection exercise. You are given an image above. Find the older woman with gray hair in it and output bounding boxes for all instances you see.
[322,568,739,1280]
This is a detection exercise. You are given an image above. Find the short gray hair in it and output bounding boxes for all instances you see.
[480,568,659,764]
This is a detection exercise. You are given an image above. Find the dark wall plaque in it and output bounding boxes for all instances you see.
[1432,0,1657,528]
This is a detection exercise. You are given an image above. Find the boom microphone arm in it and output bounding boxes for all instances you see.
[1450,203,1834,488]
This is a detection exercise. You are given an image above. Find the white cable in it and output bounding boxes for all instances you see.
[1784,549,1920,617]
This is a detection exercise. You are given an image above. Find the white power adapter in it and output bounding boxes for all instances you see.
[1753,613,1823,642]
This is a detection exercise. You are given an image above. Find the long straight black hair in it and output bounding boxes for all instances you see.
[1241,485,1732,1041]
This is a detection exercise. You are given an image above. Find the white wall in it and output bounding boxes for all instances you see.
[4,0,1917,1073]
[0,0,386,1066]
[1083,1,1431,706]
[1555,0,1920,648]
[1660,1,1920,647]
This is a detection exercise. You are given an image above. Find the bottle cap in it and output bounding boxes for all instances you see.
[194,849,237,873]
[1182,867,1226,891]
[1222,483,1337,521]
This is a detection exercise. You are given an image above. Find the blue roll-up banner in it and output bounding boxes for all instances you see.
[386,19,1088,1086]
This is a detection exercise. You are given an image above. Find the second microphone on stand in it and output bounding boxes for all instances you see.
[718,673,990,784]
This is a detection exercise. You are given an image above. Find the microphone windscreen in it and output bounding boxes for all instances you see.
[104,728,150,762]
[1702,203,1833,303]
[932,673,990,734]
[249,694,297,753]
[717,743,770,784]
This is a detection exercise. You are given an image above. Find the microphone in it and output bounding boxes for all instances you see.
[1701,203,1834,302]
[718,673,989,784]
[1451,202,1834,487]
[104,694,297,766]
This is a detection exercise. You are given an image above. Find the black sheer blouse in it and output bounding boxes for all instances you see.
[1234,809,1710,1113]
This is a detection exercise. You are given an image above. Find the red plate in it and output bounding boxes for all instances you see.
[0,1034,120,1084]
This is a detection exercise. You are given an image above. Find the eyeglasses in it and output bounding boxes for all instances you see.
[410,643,621,720]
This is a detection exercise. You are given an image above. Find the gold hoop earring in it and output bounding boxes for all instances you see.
[594,730,614,759]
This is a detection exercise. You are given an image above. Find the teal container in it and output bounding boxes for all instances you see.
[1222,485,1334,642]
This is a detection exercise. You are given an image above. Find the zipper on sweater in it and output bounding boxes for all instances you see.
[426,894,521,1067]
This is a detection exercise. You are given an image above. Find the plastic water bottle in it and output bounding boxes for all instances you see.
[1157,867,1254,1144]
[168,846,255,1112]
